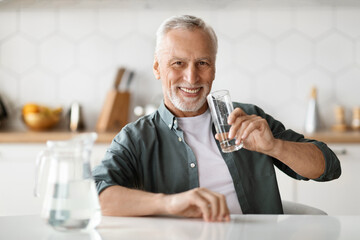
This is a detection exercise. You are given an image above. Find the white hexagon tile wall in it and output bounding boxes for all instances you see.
[0,0,360,131]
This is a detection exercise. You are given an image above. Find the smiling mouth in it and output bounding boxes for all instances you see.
[179,87,201,94]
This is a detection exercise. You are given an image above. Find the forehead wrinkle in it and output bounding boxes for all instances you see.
[196,57,213,63]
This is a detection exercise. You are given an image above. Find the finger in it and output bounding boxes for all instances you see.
[223,213,231,222]
[211,192,230,222]
[228,108,247,125]
[232,116,255,143]
[215,132,229,142]
[198,188,231,222]
[217,193,230,222]
[228,115,248,139]
[191,190,212,222]
[197,189,220,221]
[241,116,264,140]
[229,114,259,140]
[231,114,262,141]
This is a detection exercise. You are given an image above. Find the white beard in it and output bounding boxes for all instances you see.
[167,86,209,112]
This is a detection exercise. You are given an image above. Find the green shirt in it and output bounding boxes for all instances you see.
[92,102,341,214]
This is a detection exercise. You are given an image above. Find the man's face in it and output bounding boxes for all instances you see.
[153,28,216,117]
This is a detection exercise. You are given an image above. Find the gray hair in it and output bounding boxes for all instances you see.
[155,15,218,57]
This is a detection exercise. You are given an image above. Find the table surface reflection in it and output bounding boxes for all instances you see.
[0,214,359,240]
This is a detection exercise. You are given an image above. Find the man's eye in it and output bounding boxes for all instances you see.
[173,61,183,66]
[198,61,209,66]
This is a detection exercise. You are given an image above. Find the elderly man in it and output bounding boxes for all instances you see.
[92,15,341,222]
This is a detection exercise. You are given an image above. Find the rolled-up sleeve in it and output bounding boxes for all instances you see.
[92,127,141,194]
[310,141,341,181]
[272,129,341,182]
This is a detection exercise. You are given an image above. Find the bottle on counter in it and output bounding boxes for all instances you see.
[304,86,321,134]
[352,107,360,131]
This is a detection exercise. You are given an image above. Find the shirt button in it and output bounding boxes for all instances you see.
[178,137,182,142]
[174,119,177,124]
[190,163,196,168]
[168,123,172,129]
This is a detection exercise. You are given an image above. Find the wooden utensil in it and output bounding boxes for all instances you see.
[96,68,130,132]
[332,105,348,132]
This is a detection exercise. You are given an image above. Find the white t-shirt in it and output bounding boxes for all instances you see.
[177,110,242,214]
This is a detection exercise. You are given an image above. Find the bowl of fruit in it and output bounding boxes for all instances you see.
[22,103,63,131]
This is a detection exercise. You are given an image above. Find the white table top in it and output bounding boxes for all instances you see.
[0,214,359,240]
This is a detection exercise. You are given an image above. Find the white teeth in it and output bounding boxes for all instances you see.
[180,88,200,94]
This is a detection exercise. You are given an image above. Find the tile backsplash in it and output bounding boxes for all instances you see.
[1,0,360,132]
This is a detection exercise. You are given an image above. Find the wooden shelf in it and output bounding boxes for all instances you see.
[0,131,117,144]
[304,130,360,143]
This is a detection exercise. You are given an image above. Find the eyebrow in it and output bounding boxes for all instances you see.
[168,57,187,62]
[168,57,213,63]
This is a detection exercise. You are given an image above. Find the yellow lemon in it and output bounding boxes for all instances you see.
[22,103,40,115]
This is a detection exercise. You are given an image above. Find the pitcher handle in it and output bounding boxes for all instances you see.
[34,150,49,197]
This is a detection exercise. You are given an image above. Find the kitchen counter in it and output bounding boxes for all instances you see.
[304,130,360,143]
[1,130,360,144]
[0,131,118,144]
[0,214,359,240]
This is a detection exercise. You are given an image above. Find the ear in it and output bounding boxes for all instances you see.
[153,56,161,80]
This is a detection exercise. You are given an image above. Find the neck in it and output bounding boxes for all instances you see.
[164,99,208,117]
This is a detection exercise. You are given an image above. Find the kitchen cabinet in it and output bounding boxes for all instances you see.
[277,144,360,215]
[0,144,42,216]
[0,143,108,216]
[296,144,360,215]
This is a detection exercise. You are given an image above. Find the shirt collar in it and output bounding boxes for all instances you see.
[158,100,177,130]
[158,101,212,130]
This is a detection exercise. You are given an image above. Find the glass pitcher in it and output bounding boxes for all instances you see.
[34,132,101,231]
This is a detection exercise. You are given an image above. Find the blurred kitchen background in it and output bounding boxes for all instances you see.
[1,0,360,132]
[1,0,360,217]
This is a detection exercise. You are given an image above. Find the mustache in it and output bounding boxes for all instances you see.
[175,84,205,88]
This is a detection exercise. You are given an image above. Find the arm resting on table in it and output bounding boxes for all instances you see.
[99,185,230,222]
[99,185,165,216]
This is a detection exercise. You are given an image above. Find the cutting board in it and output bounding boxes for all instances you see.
[96,68,130,132]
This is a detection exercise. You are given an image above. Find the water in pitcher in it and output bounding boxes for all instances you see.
[45,179,101,231]
[35,133,101,231]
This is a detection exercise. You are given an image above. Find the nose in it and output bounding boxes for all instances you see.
[183,64,198,84]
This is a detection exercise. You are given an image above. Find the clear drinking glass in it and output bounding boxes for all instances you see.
[207,90,243,153]
[34,133,101,231]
